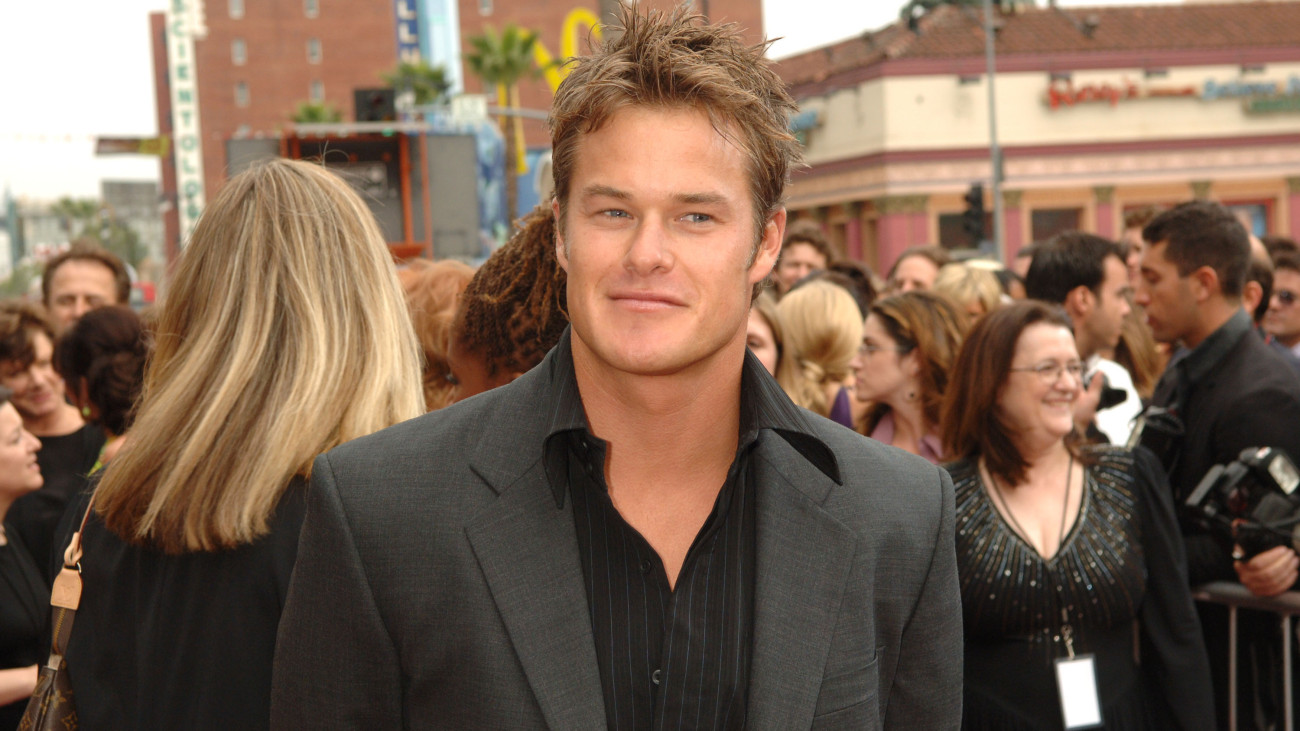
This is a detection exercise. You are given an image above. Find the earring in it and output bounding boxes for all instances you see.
[907,391,917,402]
[81,406,91,418]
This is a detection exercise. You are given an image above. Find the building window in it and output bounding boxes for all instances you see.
[310,80,325,102]
[229,0,244,19]
[231,38,246,65]
[1031,208,1082,242]
[307,38,322,64]
[479,0,492,16]
[235,82,250,107]
[304,0,319,17]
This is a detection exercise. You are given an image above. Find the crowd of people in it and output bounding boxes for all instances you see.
[2,5,1300,730]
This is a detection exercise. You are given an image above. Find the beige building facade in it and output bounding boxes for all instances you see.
[775,2,1300,271]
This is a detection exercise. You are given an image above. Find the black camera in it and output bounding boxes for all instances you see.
[1184,446,1300,559]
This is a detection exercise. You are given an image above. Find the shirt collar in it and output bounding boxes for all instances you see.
[541,328,841,508]
[1177,308,1252,386]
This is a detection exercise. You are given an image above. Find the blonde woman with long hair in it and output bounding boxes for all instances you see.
[776,280,863,425]
[57,159,424,730]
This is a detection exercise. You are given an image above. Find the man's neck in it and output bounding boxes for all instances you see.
[571,338,743,497]
[1072,326,1098,362]
[1183,300,1241,350]
[1279,332,1300,350]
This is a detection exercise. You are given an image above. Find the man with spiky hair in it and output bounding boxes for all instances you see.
[273,6,961,729]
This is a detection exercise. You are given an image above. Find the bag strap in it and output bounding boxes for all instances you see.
[45,495,96,661]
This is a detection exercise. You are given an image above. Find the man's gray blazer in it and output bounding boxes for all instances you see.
[271,341,962,729]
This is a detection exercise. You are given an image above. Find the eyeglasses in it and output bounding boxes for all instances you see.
[1009,361,1086,384]
[858,341,913,356]
[1276,290,1298,306]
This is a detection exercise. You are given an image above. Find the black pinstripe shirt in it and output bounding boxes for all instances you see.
[542,340,837,731]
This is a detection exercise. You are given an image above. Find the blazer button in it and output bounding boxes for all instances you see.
[652,669,662,685]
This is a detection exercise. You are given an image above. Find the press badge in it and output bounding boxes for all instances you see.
[1055,654,1102,729]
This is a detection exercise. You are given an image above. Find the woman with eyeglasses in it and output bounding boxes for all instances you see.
[850,291,966,463]
[940,301,1213,730]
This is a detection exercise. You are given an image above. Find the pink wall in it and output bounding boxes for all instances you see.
[1003,205,1025,263]
[1290,190,1300,239]
[1095,201,1116,239]
[878,212,912,272]
[845,216,863,261]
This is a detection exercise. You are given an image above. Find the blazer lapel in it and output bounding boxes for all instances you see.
[465,460,606,730]
[746,437,859,729]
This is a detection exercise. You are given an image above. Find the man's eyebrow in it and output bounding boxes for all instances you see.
[675,192,729,206]
[579,184,631,201]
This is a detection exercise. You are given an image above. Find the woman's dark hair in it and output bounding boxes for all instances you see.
[55,305,149,435]
[940,300,1081,486]
[0,300,56,369]
[453,205,568,376]
[863,291,968,436]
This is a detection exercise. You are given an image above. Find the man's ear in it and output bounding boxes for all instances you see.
[750,208,786,285]
[552,197,569,272]
[1190,265,1220,302]
[1064,284,1093,320]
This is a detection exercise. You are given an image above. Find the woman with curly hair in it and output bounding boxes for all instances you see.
[448,204,569,401]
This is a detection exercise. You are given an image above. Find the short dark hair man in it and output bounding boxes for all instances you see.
[272,7,962,729]
[773,220,834,295]
[41,240,131,332]
[1137,200,1300,728]
[1025,231,1139,444]
[1263,252,1300,356]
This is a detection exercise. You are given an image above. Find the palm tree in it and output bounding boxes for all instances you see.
[291,101,343,124]
[465,23,541,226]
[382,60,452,108]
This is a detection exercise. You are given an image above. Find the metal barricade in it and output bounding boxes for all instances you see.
[1192,582,1300,731]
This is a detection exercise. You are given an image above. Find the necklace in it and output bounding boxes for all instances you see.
[985,453,1074,559]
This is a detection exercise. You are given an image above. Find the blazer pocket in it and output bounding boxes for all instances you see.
[812,651,879,719]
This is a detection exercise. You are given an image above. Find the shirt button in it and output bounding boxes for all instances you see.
[652,669,662,685]
[639,559,653,575]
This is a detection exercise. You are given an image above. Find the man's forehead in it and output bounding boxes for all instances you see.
[50,259,117,286]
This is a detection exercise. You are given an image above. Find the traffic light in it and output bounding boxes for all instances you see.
[354,88,396,123]
[962,183,986,246]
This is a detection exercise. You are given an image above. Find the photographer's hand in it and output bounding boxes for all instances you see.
[1234,545,1300,597]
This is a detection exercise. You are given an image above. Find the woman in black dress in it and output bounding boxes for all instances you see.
[940,301,1214,730]
[59,159,425,730]
[0,385,47,727]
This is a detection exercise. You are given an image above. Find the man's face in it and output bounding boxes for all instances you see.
[774,241,826,294]
[0,331,67,423]
[47,259,119,332]
[890,256,938,293]
[555,106,781,378]
[1080,255,1132,357]
[1135,241,1198,344]
[1264,268,1300,347]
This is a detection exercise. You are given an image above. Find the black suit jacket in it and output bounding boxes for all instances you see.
[1155,315,1300,585]
[271,336,963,729]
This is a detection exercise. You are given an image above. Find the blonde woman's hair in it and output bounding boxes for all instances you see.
[95,159,425,553]
[776,281,863,417]
[932,262,1002,318]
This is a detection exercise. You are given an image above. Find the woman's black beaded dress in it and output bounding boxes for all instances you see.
[948,446,1214,730]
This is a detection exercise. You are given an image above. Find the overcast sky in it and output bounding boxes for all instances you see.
[0,0,1181,202]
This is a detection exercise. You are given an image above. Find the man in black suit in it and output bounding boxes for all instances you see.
[1136,200,1300,727]
[271,6,962,729]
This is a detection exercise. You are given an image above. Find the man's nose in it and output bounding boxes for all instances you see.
[625,221,671,274]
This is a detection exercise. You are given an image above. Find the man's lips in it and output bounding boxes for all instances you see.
[609,291,687,309]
